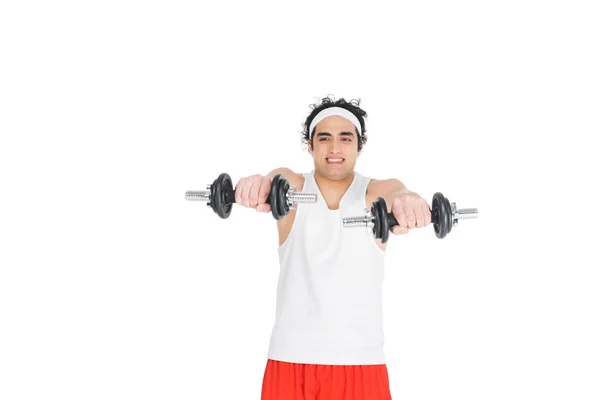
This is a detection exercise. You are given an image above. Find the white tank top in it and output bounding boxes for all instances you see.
[267,170,387,365]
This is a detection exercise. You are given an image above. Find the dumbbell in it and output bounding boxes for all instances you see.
[342,192,478,242]
[185,172,317,220]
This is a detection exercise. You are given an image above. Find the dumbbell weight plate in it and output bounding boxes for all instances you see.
[267,175,279,220]
[372,197,390,244]
[278,176,290,219]
[432,192,452,239]
[211,173,234,219]
[268,174,290,220]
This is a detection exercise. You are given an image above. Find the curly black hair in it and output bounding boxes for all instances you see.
[301,95,368,152]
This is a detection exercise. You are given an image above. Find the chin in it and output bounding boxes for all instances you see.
[326,169,350,179]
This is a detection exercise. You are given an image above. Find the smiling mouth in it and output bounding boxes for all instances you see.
[326,158,345,165]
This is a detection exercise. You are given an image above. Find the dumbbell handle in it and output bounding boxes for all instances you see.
[384,205,477,228]
[186,173,317,220]
[342,204,441,230]
[385,207,439,228]
[185,187,316,205]
[343,194,478,241]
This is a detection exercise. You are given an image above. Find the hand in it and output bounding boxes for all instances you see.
[390,192,432,235]
[234,174,273,212]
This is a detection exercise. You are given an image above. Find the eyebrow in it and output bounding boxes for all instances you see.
[316,131,355,138]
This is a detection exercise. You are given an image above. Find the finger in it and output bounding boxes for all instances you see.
[258,203,272,212]
[240,183,251,207]
[258,177,272,206]
[395,204,408,230]
[391,198,408,230]
[423,204,432,226]
[248,180,260,208]
[234,179,243,205]
[392,226,409,235]
[405,206,416,229]
[415,205,425,228]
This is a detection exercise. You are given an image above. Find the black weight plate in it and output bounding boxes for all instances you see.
[371,201,381,239]
[277,177,290,219]
[432,192,448,239]
[212,173,233,219]
[270,175,283,220]
[432,193,442,238]
[378,197,391,244]
[444,197,453,235]
[372,197,389,243]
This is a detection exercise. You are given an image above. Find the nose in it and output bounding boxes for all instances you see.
[331,138,341,153]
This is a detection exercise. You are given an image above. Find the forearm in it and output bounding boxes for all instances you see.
[391,188,414,197]
[267,167,291,179]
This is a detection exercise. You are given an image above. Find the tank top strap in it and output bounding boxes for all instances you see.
[301,172,314,190]
[352,172,372,197]
[340,171,370,209]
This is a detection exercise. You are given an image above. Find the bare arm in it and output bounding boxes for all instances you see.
[267,167,302,182]
[368,178,413,211]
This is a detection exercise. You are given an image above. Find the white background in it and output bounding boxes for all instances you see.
[1,1,599,399]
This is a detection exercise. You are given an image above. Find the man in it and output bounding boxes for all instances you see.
[235,96,432,399]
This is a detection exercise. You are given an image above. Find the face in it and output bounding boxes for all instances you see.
[308,115,361,181]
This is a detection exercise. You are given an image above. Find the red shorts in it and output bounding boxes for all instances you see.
[261,359,392,400]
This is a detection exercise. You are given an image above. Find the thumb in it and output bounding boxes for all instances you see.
[392,226,408,235]
[257,204,271,212]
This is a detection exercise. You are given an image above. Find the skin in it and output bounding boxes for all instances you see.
[307,115,361,210]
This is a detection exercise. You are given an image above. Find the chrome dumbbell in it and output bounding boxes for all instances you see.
[186,172,317,220]
[343,192,478,242]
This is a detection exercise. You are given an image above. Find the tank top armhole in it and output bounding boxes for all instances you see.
[369,234,387,255]
[360,174,386,256]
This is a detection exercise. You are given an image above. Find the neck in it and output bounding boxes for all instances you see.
[313,169,355,193]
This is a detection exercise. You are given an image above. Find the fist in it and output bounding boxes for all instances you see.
[389,193,432,235]
[235,174,272,212]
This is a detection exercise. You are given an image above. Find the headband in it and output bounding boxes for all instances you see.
[308,107,362,140]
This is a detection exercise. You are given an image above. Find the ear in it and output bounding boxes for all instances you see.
[308,140,313,156]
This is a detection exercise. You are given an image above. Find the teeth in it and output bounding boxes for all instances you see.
[327,158,344,162]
